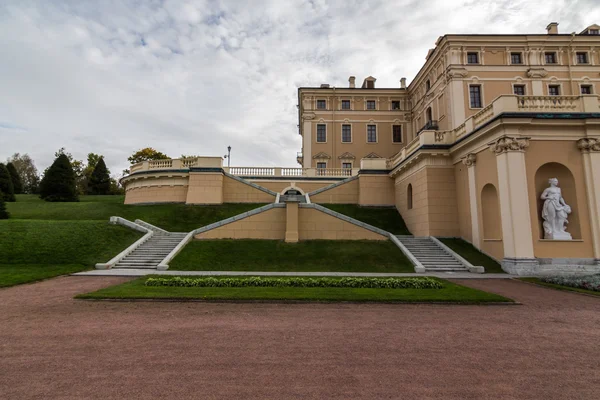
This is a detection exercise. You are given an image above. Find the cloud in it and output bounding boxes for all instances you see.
[0,0,598,175]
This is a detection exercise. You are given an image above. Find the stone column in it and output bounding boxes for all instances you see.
[578,138,600,263]
[490,137,538,274]
[285,199,300,243]
[462,153,481,249]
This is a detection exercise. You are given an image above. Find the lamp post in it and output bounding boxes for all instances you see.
[224,146,231,167]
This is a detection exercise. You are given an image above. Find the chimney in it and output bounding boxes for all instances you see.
[320,83,330,88]
[349,76,356,88]
[400,77,406,89]
[546,22,559,34]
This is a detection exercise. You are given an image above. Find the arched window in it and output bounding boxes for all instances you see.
[426,107,432,123]
[407,184,413,210]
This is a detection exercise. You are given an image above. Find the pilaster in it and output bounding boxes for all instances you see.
[577,138,600,262]
[462,153,481,249]
[285,200,299,243]
[489,136,538,274]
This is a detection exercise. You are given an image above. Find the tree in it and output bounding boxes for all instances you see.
[53,148,85,195]
[127,148,170,164]
[39,154,79,202]
[0,191,9,219]
[6,162,23,194]
[88,157,111,195]
[0,163,16,202]
[6,153,39,194]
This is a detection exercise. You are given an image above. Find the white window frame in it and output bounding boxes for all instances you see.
[547,83,562,96]
[510,52,523,65]
[365,99,377,111]
[316,123,327,143]
[392,124,403,144]
[340,99,352,111]
[544,51,558,65]
[316,161,327,170]
[390,100,401,111]
[315,99,327,110]
[512,83,527,96]
[366,123,378,143]
[576,51,590,65]
[580,84,594,94]
[341,161,353,170]
[341,124,352,143]
[466,51,480,65]
[468,84,484,109]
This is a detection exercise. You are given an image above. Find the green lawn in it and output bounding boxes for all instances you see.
[438,238,505,273]
[77,276,514,303]
[0,264,87,288]
[170,239,414,272]
[321,204,410,235]
[519,278,600,297]
[7,194,264,232]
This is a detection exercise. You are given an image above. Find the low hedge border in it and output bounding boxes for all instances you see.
[145,276,444,289]
[539,274,600,292]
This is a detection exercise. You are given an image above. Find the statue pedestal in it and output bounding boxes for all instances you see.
[544,231,572,240]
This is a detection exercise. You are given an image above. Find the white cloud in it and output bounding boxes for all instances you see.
[0,0,598,175]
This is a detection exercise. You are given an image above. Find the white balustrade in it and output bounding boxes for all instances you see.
[148,159,173,169]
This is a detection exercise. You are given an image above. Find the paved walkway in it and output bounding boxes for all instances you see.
[75,269,513,279]
[1,276,599,399]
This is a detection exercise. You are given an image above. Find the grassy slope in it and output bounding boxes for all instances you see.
[321,204,410,235]
[0,264,87,288]
[8,195,264,232]
[519,278,600,297]
[439,238,505,273]
[170,239,414,272]
[77,276,513,303]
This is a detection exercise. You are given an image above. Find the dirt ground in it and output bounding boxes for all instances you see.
[0,276,598,400]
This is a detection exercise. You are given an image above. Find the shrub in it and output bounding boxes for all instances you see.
[541,274,600,292]
[39,154,79,202]
[87,157,111,195]
[0,163,15,202]
[6,162,23,194]
[0,191,9,219]
[145,276,444,289]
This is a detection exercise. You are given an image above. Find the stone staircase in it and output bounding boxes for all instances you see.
[115,232,187,269]
[396,236,469,272]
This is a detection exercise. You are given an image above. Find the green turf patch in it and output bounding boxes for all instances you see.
[438,238,505,273]
[77,276,513,303]
[170,239,414,273]
[0,220,142,265]
[519,277,600,297]
[8,195,264,232]
[0,264,88,288]
[321,204,410,235]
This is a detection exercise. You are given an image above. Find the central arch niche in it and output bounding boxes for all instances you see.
[534,162,581,239]
[481,183,502,240]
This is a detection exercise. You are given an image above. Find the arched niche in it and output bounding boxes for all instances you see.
[534,162,581,239]
[280,186,305,195]
[481,183,502,240]
[407,184,413,210]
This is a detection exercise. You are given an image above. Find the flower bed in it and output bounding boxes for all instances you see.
[145,276,444,289]
[540,274,600,292]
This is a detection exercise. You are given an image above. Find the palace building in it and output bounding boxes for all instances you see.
[120,23,600,275]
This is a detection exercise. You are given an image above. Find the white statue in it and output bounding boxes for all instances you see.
[540,178,572,240]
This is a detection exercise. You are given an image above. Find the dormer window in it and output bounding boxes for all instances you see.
[589,29,599,35]
[366,81,374,89]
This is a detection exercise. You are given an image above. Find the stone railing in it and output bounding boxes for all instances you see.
[387,94,599,172]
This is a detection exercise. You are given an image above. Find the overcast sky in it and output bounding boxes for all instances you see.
[1,0,598,175]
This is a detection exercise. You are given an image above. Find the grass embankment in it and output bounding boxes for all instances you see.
[321,204,410,235]
[77,276,514,303]
[8,195,263,232]
[519,277,600,297]
[170,239,414,273]
[438,238,505,273]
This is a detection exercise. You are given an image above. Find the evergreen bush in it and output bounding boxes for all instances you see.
[39,154,79,202]
[0,190,9,219]
[87,157,111,195]
[6,162,23,194]
[0,163,16,202]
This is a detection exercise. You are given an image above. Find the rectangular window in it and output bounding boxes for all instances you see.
[367,125,377,143]
[467,52,479,64]
[316,162,326,169]
[590,29,599,35]
[341,124,352,143]
[545,52,557,64]
[548,85,560,96]
[392,125,403,143]
[511,53,522,64]
[513,85,526,96]
[316,99,326,109]
[316,124,326,142]
[469,85,482,108]
[581,85,593,95]
[342,162,352,169]
[391,101,401,110]
[366,100,376,110]
[576,52,589,64]
[341,100,351,110]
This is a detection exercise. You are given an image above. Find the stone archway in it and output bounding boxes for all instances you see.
[280,186,306,195]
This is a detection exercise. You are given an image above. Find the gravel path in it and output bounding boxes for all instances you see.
[0,276,598,399]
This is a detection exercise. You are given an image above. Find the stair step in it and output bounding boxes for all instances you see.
[115,265,158,269]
